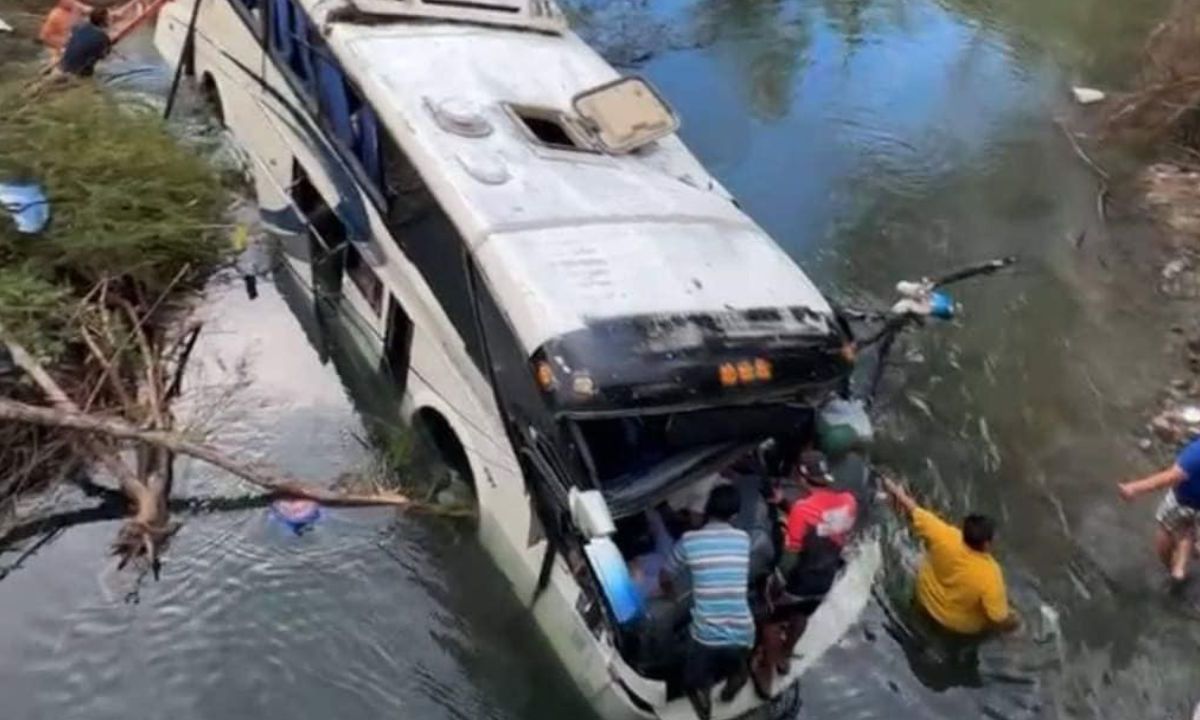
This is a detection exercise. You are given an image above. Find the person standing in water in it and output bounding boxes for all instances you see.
[39,0,92,56]
[881,477,1019,636]
[1118,437,1200,584]
[58,7,112,77]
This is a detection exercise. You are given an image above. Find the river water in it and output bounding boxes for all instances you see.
[2,0,1199,718]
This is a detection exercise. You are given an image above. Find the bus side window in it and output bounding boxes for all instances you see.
[269,0,315,94]
[314,53,383,186]
[383,298,413,390]
[380,131,434,227]
[315,50,353,145]
[345,243,383,316]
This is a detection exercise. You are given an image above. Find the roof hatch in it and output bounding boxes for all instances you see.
[572,77,680,155]
[346,0,567,34]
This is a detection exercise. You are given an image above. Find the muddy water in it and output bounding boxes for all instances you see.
[2,0,1199,718]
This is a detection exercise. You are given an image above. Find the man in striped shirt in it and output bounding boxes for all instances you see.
[661,484,754,719]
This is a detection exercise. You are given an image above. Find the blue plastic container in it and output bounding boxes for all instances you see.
[584,537,644,625]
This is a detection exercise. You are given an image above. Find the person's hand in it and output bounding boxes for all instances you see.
[1117,482,1137,502]
[880,476,902,496]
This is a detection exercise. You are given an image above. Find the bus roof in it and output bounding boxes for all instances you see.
[318,6,835,351]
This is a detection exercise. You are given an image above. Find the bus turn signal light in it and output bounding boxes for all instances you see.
[535,361,555,390]
[754,358,772,381]
[718,363,738,387]
[718,358,772,386]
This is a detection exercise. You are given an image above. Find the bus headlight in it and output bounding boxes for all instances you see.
[572,372,596,397]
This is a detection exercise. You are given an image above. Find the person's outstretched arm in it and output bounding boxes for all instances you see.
[881,476,918,516]
[1118,465,1185,501]
[881,476,960,552]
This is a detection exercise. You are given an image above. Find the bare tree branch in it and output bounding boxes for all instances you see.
[0,323,144,497]
[0,398,411,507]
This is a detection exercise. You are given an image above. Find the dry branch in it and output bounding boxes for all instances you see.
[0,399,412,507]
[0,323,143,496]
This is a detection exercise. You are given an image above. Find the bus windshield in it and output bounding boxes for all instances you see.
[570,403,816,518]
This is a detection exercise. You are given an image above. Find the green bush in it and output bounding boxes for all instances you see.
[0,78,229,296]
[0,265,70,359]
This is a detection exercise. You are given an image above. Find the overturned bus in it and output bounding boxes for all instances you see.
[153,0,881,715]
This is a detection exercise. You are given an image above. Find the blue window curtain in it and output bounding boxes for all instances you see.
[270,0,317,88]
[270,0,292,58]
[316,55,353,145]
[354,105,382,186]
[292,19,315,87]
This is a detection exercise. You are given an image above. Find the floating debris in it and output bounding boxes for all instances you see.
[1071,86,1106,105]
[270,498,322,534]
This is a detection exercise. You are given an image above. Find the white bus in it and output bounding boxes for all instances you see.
[153,1,878,717]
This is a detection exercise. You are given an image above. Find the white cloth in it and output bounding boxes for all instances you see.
[667,473,730,516]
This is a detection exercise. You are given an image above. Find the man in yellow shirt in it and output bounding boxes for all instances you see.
[881,477,1020,636]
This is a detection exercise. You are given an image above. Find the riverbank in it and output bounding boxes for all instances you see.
[1080,0,1200,458]
[0,67,239,575]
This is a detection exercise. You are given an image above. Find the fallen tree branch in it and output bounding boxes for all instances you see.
[0,398,411,507]
[0,323,143,497]
[79,323,136,414]
[165,322,202,402]
[1055,118,1110,181]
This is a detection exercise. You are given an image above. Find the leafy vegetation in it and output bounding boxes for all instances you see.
[0,71,231,528]
[0,76,229,320]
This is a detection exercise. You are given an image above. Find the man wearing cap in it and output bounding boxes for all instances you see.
[752,450,857,693]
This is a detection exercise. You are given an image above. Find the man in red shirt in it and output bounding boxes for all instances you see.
[752,450,858,694]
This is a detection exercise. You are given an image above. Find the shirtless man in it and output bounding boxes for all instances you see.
[39,0,92,55]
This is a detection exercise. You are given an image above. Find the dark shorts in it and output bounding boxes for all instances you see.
[766,591,825,622]
[899,599,983,690]
[682,639,749,691]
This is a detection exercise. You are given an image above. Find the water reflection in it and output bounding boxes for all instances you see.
[689,0,811,120]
